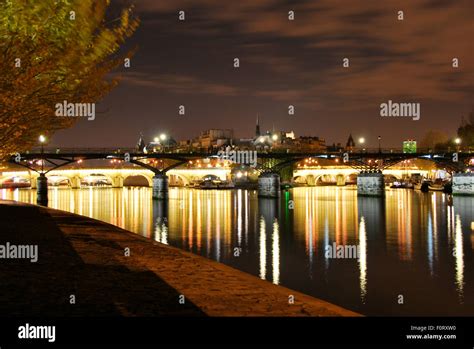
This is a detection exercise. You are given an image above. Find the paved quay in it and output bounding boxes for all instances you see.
[0,200,359,317]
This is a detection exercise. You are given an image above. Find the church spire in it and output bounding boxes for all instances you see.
[346,133,355,150]
[255,114,261,137]
[136,132,146,152]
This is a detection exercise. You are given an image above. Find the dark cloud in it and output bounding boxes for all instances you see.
[53,0,474,148]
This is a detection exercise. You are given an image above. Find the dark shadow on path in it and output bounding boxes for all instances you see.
[0,203,205,316]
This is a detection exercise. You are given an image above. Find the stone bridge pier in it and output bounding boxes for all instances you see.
[357,172,385,197]
[258,173,280,198]
[112,175,124,188]
[452,173,474,195]
[336,175,346,186]
[152,173,168,200]
[71,176,81,189]
[37,173,48,205]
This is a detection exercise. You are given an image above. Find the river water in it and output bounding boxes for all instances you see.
[2,186,473,316]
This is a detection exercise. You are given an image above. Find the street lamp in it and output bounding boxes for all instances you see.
[455,137,462,151]
[272,134,278,142]
[358,137,366,153]
[159,133,168,153]
[39,135,46,173]
[153,137,159,143]
[378,136,382,153]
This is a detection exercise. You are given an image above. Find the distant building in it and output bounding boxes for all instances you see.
[144,135,177,153]
[295,136,326,152]
[196,129,233,150]
[232,138,255,150]
[254,132,274,149]
[167,118,328,153]
[251,117,298,150]
[268,131,297,151]
[327,142,344,152]
[285,131,295,140]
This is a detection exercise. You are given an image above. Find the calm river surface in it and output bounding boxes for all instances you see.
[2,186,473,316]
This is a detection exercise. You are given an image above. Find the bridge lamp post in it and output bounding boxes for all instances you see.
[258,137,265,151]
[455,137,462,151]
[152,137,159,153]
[271,134,278,149]
[378,136,381,153]
[39,135,46,173]
[159,134,168,152]
[358,137,366,153]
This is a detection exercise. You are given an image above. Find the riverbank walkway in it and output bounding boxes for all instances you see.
[0,200,358,316]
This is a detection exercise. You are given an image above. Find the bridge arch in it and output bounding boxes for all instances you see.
[168,173,190,186]
[316,174,333,184]
[47,175,72,187]
[384,173,401,182]
[0,174,31,188]
[347,173,358,183]
[202,174,221,181]
[81,173,114,187]
[123,174,153,187]
[335,174,345,186]
[293,175,305,184]
[306,174,316,186]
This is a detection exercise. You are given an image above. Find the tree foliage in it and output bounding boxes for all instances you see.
[0,0,139,158]
[458,109,474,147]
[419,130,448,150]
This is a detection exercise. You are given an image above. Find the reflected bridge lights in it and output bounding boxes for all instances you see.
[258,215,281,285]
[454,215,464,302]
[359,217,367,303]
[154,217,168,245]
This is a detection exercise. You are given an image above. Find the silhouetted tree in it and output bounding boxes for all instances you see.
[420,130,448,150]
[457,109,474,147]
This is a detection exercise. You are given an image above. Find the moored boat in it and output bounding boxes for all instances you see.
[428,179,451,193]
[428,183,444,191]
[414,180,430,192]
[390,181,413,189]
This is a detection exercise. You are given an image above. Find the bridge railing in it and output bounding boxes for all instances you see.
[25,147,138,154]
[21,146,474,156]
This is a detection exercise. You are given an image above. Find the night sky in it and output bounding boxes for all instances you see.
[51,0,474,148]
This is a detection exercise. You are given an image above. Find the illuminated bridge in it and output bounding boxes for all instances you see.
[0,168,230,189]
[0,165,430,188]
[5,147,474,202]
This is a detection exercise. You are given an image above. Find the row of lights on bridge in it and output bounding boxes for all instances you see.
[37,133,463,150]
